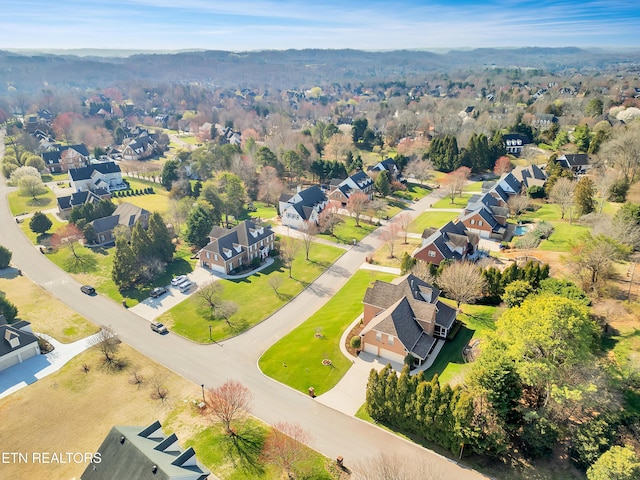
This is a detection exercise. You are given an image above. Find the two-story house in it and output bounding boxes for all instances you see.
[412,221,480,266]
[279,186,328,229]
[90,202,150,245]
[198,220,274,274]
[56,189,111,220]
[69,161,123,193]
[367,158,403,182]
[42,144,91,173]
[360,274,457,367]
[327,170,374,206]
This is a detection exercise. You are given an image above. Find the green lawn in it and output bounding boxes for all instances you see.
[8,189,57,215]
[422,301,499,384]
[432,193,471,209]
[239,202,279,222]
[317,216,377,244]
[19,213,65,244]
[392,183,431,202]
[538,221,588,253]
[520,203,562,222]
[463,181,483,192]
[46,242,196,307]
[259,270,396,396]
[160,242,344,342]
[183,421,335,480]
[409,210,459,234]
[114,192,171,216]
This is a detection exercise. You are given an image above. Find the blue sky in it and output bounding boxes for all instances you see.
[2,0,639,51]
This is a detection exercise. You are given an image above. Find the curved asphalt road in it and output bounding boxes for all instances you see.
[0,132,487,479]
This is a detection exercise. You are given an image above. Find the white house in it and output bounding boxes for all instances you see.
[0,315,41,372]
[279,185,328,229]
[69,161,123,193]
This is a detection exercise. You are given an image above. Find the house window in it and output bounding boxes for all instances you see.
[206,252,210,259]
[388,335,394,346]
[428,250,436,258]
[375,332,382,342]
[470,219,475,225]
[214,254,218,261]
[478,220,483,226]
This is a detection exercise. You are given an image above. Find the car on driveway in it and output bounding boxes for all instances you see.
[150,321,168,334]
[178,280,193,293]
[171,275,188,286]
[81,285,96,295]
[150,286,168,298]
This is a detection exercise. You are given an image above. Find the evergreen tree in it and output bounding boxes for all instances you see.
[29,211,52,235]
[383,366,398,423]
[575,177,596,216]
[161,159,180,191]
[112,235,138,290]
[0,246,12,269]
[0,292,18,322]
[185,202,216,248]
[366,367,386,419]
[148,212,175,263]
[374,171,390,197]
[130,221,153,263]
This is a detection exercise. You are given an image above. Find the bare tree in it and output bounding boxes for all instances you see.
[549,177,575,220]
[18,175,47,203]
[150,372,169,402]
[217,300,239,330]
[493,156,513,176]
[299,221,317,260]
[437,262,486,309]
[592,166,618,213]
[441,167,469,204]
[403,158,433,184]
[367,199,387,225]
[268,275,284,296]
[410,261,437,285]
[206,380,253,436]
[346,192,370,227]
[129,365,144,388]
[352,453,445,480]
[258,166,284,206]
[91,325,120,366]
[318,206,343,236]
[507,194,530,219]
[395,212,412,244]
[279,236,301,278]
[197,282,224,320]
[601,122,640,183]
[381,221,401,258]
[261,421,313,479]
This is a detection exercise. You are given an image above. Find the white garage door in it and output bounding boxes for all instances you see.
[364,343,378,355]
[379,348,405,364]
[0,354,20,372]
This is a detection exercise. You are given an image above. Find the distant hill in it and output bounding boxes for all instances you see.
[0,47,638,94]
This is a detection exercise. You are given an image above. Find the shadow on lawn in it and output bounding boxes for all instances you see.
[423,325,475,380]
[223,424,266,475]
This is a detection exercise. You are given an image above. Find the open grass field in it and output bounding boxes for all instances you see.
[538,221,588,253]
[463,181,483,192]
[19,212,65,244]
[259,270,396,395]
[0,274,98,342]
[432,193,471,209]
[114,191,171,216]
[409,210,459,234]
[7,188,57,215]
[316,215,377,245]
[159,242,344,343]
[0,345,196,480]
[392,183,431,202]
[370,239,421,269]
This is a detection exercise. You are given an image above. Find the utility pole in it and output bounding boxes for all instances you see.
[628,262,636,301]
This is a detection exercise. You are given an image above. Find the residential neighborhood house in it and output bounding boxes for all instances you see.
[0,315,41,372]
[327,170,374,206]
[198,220,275,274]
[557,153,591,176]
[69,161,123,193]
[56,189,111,220]
[279,185,328,229]
[361,274,458,366]
[412,221,480,266]
[367,158,403,182]
[90,202,150,245]
[502,133,531,156]
[81,420,211,480]
[42,144,91,173]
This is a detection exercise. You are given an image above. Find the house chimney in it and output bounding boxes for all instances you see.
[296,185,301,193]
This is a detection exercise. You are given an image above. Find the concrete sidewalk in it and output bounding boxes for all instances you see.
[0,331,102,399]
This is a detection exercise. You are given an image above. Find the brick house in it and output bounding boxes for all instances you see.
[361,274,457,366]
[198,220,274,274]
[412,221,479,266]
[90,202,150,245]
[42,144,90,173]
[327,170,374,206]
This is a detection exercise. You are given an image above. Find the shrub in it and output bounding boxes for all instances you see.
[514,232,541,249]
[350,336,361,349]
[0,245,13,268]
[527,185,545,198]
[570,416,617,470]
[521,415,558,459]
[533,221,554,239]
[608,178,629,203]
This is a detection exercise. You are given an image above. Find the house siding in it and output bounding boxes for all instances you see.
[413,245,445,265]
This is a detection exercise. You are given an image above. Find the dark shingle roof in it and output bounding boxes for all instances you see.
[202,220,273,259]
[560,153,590,167]
[0,321,38,359]
[80,421,211,480]
[69,161,121,181]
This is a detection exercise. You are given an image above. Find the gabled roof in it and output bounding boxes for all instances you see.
[80,421,211,480]
[559,153,590,167]
[91,202,149,234]
[512,165,547,189]
[503,133,531,145]
[459,205,501,231]
[70,161,121,181]
[202,220,273,259]
[56,190,103,211]
[296,185,326,207]
[0,319,38,358]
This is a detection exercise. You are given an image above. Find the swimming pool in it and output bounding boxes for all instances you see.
[514,225,529,236]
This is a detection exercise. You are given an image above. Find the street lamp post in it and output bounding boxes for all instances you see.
[201,384,205,403]
[209,325,212,341]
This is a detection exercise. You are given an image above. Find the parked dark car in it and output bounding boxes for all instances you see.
[81,285,96,295]
[150,286,168,298]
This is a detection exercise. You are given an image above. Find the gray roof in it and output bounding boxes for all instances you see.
[559,153,590,167]
[202,220,273,259]
[80,421,211,480]
[70,161,121,181]
[90,202,149,234]
[56,190,103,211]
[0,318,38,359]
